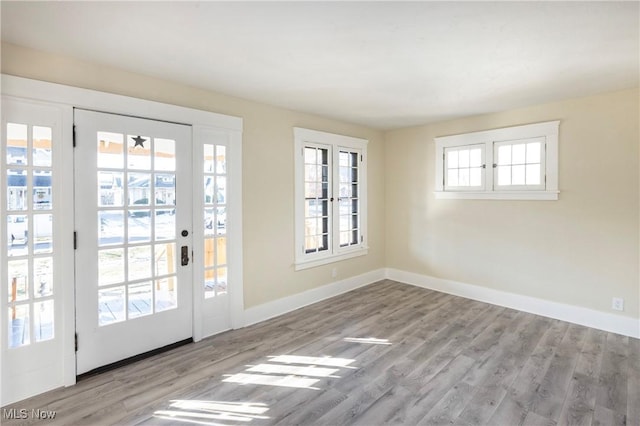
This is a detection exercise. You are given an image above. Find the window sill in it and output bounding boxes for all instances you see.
[434,191,559,200]
[294,247,369,271]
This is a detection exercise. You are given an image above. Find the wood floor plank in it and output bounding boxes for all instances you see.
[2,279,638,426]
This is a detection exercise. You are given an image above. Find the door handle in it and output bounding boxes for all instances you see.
[181,245,189,266]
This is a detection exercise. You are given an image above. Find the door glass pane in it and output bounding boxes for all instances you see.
[33,299,54,342]
[128,282,152,319]
[99,210,124,246]
[155,209,175,241]
[127,135,151,170]
[33,126,52,167]
[128,173,151,207]
[155,243,176,276]
[98,286,125,326]
[156,277,177,312]
[9,304,30,348]
[128,212,151,243]
[98,248,125,286]
[97,132,124,169]
[154,138,175,171]
[98,171,124,207]
[6,123,28,165]
[216,146,226,174]
[128,245,152,281]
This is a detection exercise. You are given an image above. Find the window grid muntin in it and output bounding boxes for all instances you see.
[96,133,178,326]
[5,122,55,348]
[304,146,331,254]
[203,143,227,299]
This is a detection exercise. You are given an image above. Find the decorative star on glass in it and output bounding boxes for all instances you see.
[132,135,146,148]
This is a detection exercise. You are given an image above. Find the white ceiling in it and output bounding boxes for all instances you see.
[1,1,638,130]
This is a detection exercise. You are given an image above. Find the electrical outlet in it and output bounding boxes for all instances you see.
[612,297,624,311]
[331,268,338,278]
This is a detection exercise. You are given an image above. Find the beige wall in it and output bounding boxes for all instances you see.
[3,42,639,322]
[1,42,386,309]
[385,88,639,319]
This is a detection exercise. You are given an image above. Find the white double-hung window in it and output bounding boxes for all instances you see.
[435,121,559,200]
[294,127,368,270]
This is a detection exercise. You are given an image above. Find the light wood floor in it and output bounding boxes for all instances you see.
[3,280,639,425]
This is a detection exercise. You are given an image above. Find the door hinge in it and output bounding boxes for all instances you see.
[75,333,78,352]
[361,235,364,243]
[73,231,77,250]
[361,154,363,162]
[73,125,76,148]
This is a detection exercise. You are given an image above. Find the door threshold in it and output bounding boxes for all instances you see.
[77,338,193,380]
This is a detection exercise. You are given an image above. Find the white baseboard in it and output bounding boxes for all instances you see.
[243,268,386,327]
[386,268,640,339]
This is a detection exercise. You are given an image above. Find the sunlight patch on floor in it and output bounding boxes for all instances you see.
[267,354,356,368]
[343,337,392,345]
[245,363,340,378]
[153,400,270,425]
[222,373,321,389]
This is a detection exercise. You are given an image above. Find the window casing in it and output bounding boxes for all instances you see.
[294,128,368,270]
[435,121,559,200]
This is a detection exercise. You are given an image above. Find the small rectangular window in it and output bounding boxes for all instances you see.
[434,121,559,200]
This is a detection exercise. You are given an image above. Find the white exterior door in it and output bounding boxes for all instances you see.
[74,109,193,374]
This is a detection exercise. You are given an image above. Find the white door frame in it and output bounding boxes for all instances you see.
[1,74,244,394]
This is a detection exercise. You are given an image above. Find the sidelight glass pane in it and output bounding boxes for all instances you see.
[33,257,53,298]
[33,126,52,167]
[97,132,124,169]
[33,170,52,210]
[216,267,228,295]
[156,277,177,311]
[7,259,29,303]
[128,282,152,319]
[204,177,215,205]
[205,269,216,299]
[216,176,226,204]
[7,215,28,256]
[6,123,28,165]
[98,171,124,207]
[216,146,226,174]
[99,286,125,326]
[154,138,175,171]
[9,304,30,348]
[127,135,151,170]
[128,245,152,281]
[204,144,215,173]
[33,214,53,254]
[204,238,215,268]
[98,248,125,286]
[217,237,227,265]
[7,169,28,211]
[34,300,54,342]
